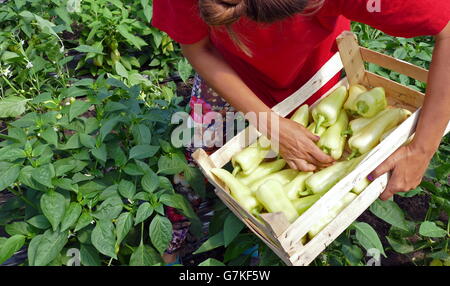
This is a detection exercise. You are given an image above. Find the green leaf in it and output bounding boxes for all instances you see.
[115,212,133,246]
[31,164,55,188]
[129,145,159,160]
[80,244,101,266]
[132,124,151,145]
[40,190,66,231]
[91,144,107,163]
[60,133,81,150]
[27,234,43,266]
[149,215,172,254]
[198,258,226,266]
[353,222,386,257]
[0,146,27,161]
[194,231,224,255]
[79,133,96,149]
[27,215,51,230]
[114,61,128,79]
[118,179,136,199]
[129,243,162,266]
[74,45,104,54]
[108,145,127,167]
[75,211,93,232]
[5,221,35,236]
[393,47,407,60]
[184,166,206,198]
[0,164,20,191]
[0,235,25,264]
[141,170,159,193]
[177,58,193,83]
[386,236,414,254]
[117,23,147,50]
[91,220,117,259]
[140,0,152,23]
[157,155,185,175]
[0,96,29,118]
[60,203,82,231]
[223,213,245,247]
[99,117,121,142]
[135,202,154,225]
[419,221,447,238]
[93,196,123,221]
[369,199,409,231]
[29,229,68,266]
[69,100,91,121]
[41,127,59,146]
[341,244,364,265]
[123,163,144,176]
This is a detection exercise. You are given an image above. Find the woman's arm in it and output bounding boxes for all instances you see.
[181,38,334,171]
[370,22,450,200]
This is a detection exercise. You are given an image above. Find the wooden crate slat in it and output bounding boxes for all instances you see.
[366,71,424,109]
[290,173,389,265]
[336,31,368,86]
[360,47,428,83]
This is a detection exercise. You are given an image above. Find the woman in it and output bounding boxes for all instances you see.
[154,0,450,260]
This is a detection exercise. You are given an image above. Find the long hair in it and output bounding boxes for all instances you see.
[198,0,325,56]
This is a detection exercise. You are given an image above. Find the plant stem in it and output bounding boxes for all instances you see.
[7,186,38,210]
[107,257,113,266]
[140,222,144,244]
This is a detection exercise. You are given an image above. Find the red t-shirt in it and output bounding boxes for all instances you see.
[153,0,449,107]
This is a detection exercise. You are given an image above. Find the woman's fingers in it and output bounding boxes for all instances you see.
[286,158,317,172]
[380,167,402,201]
[294,159,317,172]
[369,148,400,180]
[308,143,335,166]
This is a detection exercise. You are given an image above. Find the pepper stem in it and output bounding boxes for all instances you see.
[315,115,325,133]
[341,129,353,136]
[232,165,241,176]
[347,149,359,160]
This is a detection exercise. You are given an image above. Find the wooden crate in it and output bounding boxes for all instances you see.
[192,31,450,266]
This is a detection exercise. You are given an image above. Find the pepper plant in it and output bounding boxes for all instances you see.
[0,75,204,266]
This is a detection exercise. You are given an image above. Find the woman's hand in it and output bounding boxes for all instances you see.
[368,142,435,201]
[276,117,334,172]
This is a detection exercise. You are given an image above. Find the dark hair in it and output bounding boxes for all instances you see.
[198,0,325,55]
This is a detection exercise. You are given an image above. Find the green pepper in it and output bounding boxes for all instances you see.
[211,168,261,213]
[307,122,327,137]
[249,169,299,193]
[292,194,322,215]
[236,159,286,186]
[306,156,364,194]
[349,108,411,156]
[291,104,310,127]
[308,192,357,238]
[353,87,388,118]
[344,84,368,114]
[352,178,370,194]
[232,136,271,175]
[284,172,313,200]
[312,86,348,133]
[255,180,299,223]
[318,110,349,160]
[348,109,390,135]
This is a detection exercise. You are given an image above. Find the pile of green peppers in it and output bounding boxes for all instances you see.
[211,83,411,241]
